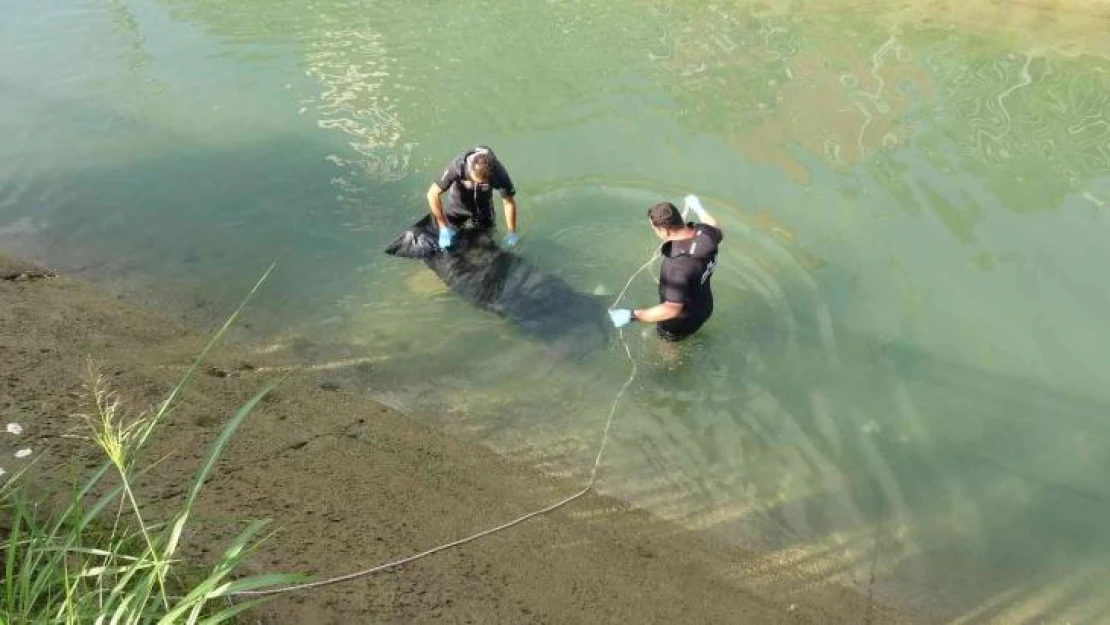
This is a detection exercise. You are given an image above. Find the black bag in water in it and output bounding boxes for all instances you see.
[383,215,610,360]
[384,214,441,258]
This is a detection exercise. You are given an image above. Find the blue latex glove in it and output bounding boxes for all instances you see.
[503,231,519,248]
[438,225,457,250]
[608,309,633,328]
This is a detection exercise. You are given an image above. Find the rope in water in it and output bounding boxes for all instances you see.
[233,251,661,597]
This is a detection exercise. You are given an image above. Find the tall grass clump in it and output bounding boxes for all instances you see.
[1,263,303,624]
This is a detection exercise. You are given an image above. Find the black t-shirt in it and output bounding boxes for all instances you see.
[434,147,515,228]
[658,223,723,323]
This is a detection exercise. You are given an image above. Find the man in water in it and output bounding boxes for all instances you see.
[387,146,606,358]
[426,145,519,250]
[608,196,723,341]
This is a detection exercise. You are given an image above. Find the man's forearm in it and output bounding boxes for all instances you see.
[427,187,448,227]
[632,302,683,323]
[429,198,447,227]
[684,195,719,228]
[503,197,518,232]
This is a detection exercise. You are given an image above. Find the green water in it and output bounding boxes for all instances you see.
[3,0,1109,620]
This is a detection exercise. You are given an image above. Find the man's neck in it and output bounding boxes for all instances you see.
[666,226,696,243]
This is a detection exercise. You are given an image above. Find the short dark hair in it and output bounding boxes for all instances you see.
[468,152,492,180]
[648,202,683,229]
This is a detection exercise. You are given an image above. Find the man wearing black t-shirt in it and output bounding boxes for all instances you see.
[425,146,519,250]
[609,196,723,341]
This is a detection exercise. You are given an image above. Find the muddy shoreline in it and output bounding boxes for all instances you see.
[0,255,920,623]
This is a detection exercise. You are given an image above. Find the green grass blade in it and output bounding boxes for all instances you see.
[28,479,127,609]
[213,520,269,567]
[49,462,111,537]
[187,379,283,513]
[54,547,142,564]
[162,515,188,566]
[196,597,264,624]
[108,591,134,625]
[159,519,271,625]
[137,261,276,451]
[165,378,285,561]
[186,599,206,625]
[3,498,22,611]
[210,572,301,597]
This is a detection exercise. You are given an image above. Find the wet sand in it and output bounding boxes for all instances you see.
[0,254,920,623]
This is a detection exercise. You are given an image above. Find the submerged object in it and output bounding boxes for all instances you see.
[386,216,609,359]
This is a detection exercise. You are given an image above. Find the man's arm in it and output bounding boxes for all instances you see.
[426,183,449,229]
[631,301,683,323]
[495,163,519,235]
[683,195,719,229]
[502,194,518,233]
[697,211,720,229]
[429,159,464,229]
[637,260,690,322]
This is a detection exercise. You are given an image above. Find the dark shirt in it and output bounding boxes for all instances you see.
[658,223,723,327]
[434,147,515,229]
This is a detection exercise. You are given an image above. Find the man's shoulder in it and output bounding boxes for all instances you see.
[697,223,723,244]
[437,155,466,183]
[491,162,515,192]
[447,153,468,171]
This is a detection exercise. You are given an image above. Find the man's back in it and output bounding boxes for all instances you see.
[658,223,723,322]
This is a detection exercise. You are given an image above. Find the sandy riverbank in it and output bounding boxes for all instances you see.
[0,254,918,624]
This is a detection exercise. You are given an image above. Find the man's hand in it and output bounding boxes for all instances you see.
[438,225,457,250]
[682,194,719,228]
[683,194,707,218]
[608,309,633,328]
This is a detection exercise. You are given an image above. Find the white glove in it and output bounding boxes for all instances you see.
[683,194,709,221]
[608,309,633,328]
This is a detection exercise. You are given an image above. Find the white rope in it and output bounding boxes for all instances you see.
[233,254,660,598]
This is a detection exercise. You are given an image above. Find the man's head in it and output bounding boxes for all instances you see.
[648,202,684,239]
[466,149,494,184]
